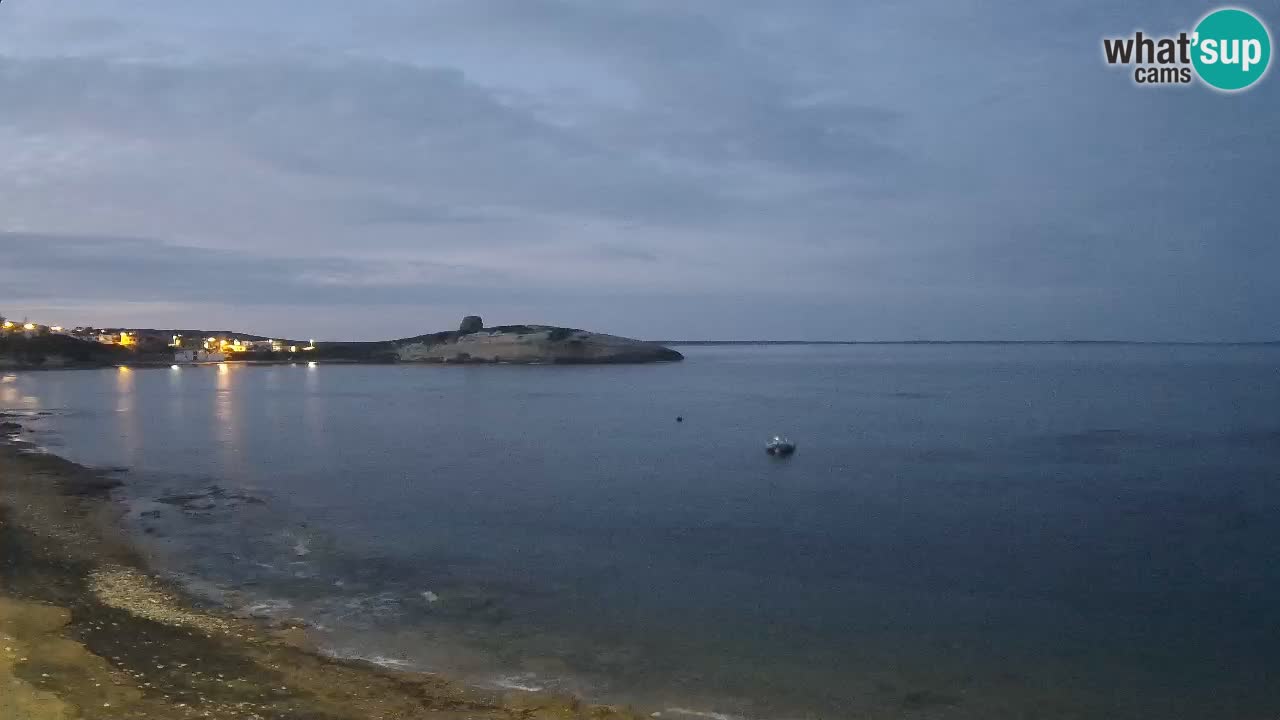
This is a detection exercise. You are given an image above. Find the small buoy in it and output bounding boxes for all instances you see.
[766,435,796,457]
[676,416,684,422]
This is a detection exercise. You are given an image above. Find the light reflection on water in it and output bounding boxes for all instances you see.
[114,366,139,466]
[2,373,41,411]
[304,362,324,452]
[213,363,245,479]
[167,365,185,427]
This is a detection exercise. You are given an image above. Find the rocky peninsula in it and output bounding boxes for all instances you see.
[313,316,682,364]
[0,317,682,368]
[395,317,683,364]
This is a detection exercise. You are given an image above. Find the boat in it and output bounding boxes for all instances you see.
[766,435,796,456]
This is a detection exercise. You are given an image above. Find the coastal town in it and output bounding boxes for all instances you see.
[0,314,315,364]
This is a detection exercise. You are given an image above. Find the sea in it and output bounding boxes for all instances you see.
[3,343,1279,719]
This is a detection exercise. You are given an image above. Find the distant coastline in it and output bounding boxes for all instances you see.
[4,313,1275,372]
[0,315,684,369]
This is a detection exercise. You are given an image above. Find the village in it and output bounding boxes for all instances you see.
[0,314,315,364]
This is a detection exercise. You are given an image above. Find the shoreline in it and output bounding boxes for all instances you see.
[1,354,684,372]
[0,416,647,720]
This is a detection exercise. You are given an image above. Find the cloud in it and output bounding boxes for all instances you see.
[0,232,505,306]
[0,0,1275,340]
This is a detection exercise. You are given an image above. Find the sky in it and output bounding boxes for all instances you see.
[0,0,1276,342]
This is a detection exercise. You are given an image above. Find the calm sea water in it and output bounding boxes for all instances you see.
[4,345,1280,719]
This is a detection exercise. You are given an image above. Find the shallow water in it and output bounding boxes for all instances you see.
[4,344,1280,719]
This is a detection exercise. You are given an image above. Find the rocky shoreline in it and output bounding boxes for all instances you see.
[0,416,648,720]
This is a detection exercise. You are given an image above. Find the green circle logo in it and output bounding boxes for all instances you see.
[1192,8,1271,91]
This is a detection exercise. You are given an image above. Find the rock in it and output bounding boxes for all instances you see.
[459,315,484,334]
[0,421,21,431]
[396,326,684,365]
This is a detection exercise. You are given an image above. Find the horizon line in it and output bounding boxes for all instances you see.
[654,339,1280,346]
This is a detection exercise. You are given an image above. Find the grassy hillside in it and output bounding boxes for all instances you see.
[0,334,133,368]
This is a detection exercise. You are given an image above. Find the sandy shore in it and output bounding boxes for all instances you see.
[0,420,645,720]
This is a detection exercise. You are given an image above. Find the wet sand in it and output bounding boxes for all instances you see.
[0,424,645,720]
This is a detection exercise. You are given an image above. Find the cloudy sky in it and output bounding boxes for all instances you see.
[0,1,1276,341]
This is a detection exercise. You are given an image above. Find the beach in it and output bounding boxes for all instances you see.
[0,421,644,720]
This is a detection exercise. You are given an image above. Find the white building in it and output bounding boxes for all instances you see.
[174,349,226,363]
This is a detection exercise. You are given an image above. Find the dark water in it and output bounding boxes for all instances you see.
[4,345,1280,719]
